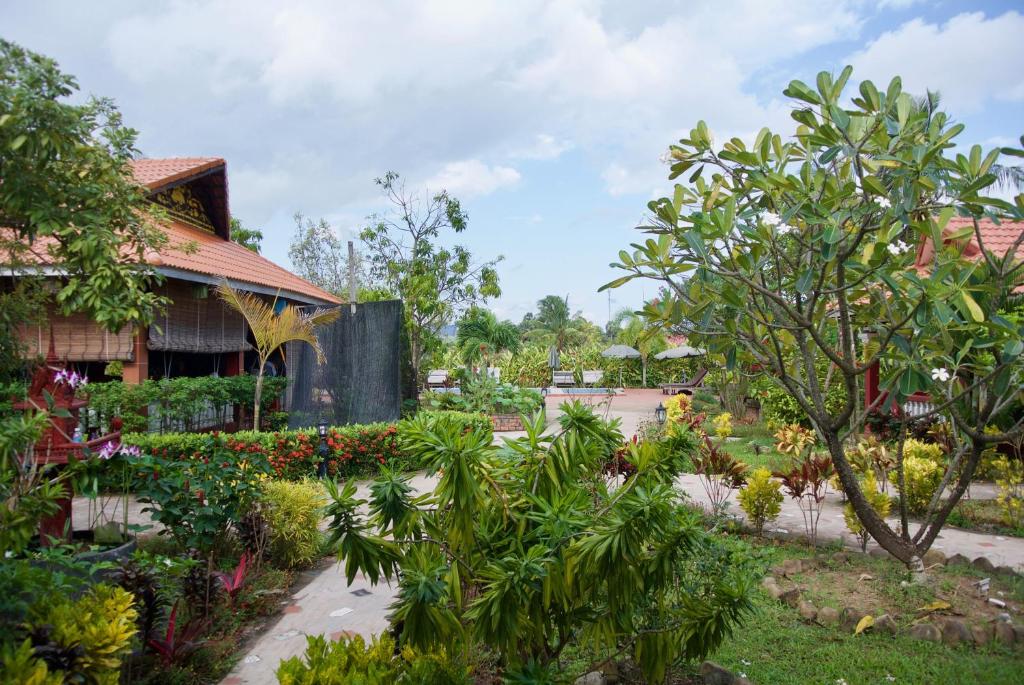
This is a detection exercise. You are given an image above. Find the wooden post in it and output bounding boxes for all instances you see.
[348,240,357,314]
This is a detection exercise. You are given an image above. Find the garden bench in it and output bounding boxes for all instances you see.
[552,370,575,387]
[426,369,451,389]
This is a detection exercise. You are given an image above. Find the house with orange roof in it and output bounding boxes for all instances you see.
[7,157,341,385]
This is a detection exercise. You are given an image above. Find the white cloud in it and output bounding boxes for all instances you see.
[509,134,573,160]
[425,159,521,197]
[846,11,1024,113]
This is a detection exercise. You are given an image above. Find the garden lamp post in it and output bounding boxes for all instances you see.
[316,418,329,478]
[655,402,666,425]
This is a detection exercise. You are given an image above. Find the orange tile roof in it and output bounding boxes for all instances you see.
[129,157,224,190]
[915,217,1024,266]
[149,220,341,304]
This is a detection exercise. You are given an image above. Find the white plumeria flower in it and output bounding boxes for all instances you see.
[886,240,910,256]
[739,673,747,679]
[877,197,892,209]
[885,675,896,683]
[762,212,781,227]
[777,223,794,236]
[741,659,752,666]
[931,367,951,382]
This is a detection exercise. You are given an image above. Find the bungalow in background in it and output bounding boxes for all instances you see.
[5,157,340,384]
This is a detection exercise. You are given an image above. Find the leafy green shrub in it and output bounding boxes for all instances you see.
[752,372,846,429]
[275,633,468,685]
[409,410,493,438]
[898,456,944,515]
[133,433,270,553]
[82,375,287,433]
[844,471,891,551]
[0,584,138,684]
[902,438,945,466]
[422,376,542,415]
[993,455,1024,528]
[125,422,403,481]
[262,479,326,569]
[737,467,783,534]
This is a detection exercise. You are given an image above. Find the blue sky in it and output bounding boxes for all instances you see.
[3,1,1022,324]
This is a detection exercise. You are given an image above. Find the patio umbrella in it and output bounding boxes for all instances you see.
[601,344,641,387]
[547,345,560,370]
[654,344,705,360]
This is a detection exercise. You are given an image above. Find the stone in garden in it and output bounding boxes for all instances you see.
[817,606,840,627]
[1014,625,1024,645]
[699,661,736,685]
[941,619,972,647]
[971,623,993,646]
[761,576,782,599]
[832,551,850,564]
[993,621,1016,647]
[798,600,818,620]
[922,549,947,567]
[781,558,803,575]
[841,606,867,632]
[908,623,941,642]
[602,661,620,684]
[971,556,996,573]
[995,565,1019,578]
[574,672,605,685]
[779,588,802,608]
[868,547,889,560]
[874,613,897,635]
[988,597,1006,609]
[946,553,970,567]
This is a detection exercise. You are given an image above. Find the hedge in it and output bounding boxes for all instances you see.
[82,375,287,433]
[123,410,493,481]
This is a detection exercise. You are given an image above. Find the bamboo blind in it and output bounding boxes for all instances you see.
[18,306,135,361]
[147,282,251,353]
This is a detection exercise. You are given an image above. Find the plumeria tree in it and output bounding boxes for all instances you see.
[604,67,1024,572]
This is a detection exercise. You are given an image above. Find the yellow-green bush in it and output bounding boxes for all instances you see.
[0,585,138,685]
[712,412,733,440]
[902,438,945,466]
[898,456,944,514]
[737,467,783,534]
[844,471,891,551]
[262,479,327,569]
[993,455,1024,528]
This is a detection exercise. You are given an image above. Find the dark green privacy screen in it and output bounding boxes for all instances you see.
[285,300,403,427]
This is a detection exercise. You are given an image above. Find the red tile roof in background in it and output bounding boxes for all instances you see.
[129,157,224,190]
[915,217,1024,267]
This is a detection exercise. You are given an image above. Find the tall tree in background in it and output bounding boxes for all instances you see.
[230,217,263,253]
[615,313,667,387]
[0,39,168,332]
[288,213,363,297]
[525,295,591,351]
[360,172,502,396]
[456,307,520,372]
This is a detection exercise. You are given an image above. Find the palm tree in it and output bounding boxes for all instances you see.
[216,282,339,429]
[615,314,666,387]
[527,295,586,352]
[456,307,520,375]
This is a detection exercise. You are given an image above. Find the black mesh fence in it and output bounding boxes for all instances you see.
[285,300,403,427]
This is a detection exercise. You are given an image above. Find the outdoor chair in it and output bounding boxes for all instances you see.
[426,369,451,390]
[581,369,604,387]
[659,368,708,395]
[552,370,575,388]
[486,367,501,381]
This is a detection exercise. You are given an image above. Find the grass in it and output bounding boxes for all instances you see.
[706,539,1024,685]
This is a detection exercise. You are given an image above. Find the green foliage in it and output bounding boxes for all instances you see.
[84,376,287,433]
[422,377,542,415]
[455,307,519,367]
[1,39,169,331]
[0,584,138,684]
[133,433,271,553]
[124,421,402,481]
[738,467,783,534]
[275,633,469,685]
[288,212,358,296]
[898,456,944,515]
[230,217,263,253]
[602,63,1024,562]
[992,455,1024,528]
[902,438,945,466]
[845,471,892,551]
[0,412,63,556]
[752,373,846,430]
[261,479,326,569]
[326,401,755,680]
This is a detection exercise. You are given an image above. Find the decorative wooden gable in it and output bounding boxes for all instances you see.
[152,184,216,233]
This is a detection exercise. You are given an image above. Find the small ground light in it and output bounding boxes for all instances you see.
[317,418,329,477]
[655,402,667,424]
